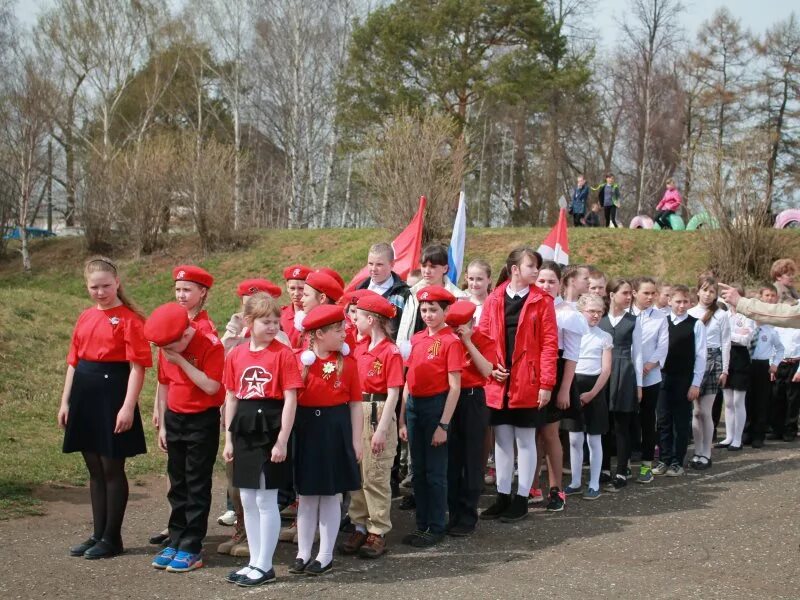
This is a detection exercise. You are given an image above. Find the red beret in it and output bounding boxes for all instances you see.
[356,294,397,319]
[306,271,344,302]
[416,285,456,305]
[302,304,346,331]
[340,289,378,307]
[445,300,476,327]
[316,267,345,289]
[144,303,190,346]
[282,264,312,281]
[173,265,214,288]
[236,278,282,298]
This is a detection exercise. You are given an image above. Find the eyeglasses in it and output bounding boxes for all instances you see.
[583,310,604,316]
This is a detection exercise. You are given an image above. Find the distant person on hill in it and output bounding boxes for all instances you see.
[654,179,682,230]
[592,173,621,228]
[585,203,602,227]
[569,175,590,227]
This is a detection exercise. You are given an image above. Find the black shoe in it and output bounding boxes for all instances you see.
[499,494,529,522]
[83,539,123,560]
[727,444,743,452]
[599,471,612,484]
[409,530,444,548]
[546,488,565,512]
[399,495,416,510]
[694,457,712,470]
[288,558,309,574]
[751,438,764,449]
[714,441,731,449]
[605,476,627,493]
[480,493,511,520]
[741,433,753,446]
[766,432,782,441]
[149,531,170,545]
[447,523,475,537]
[69,537,97,557]
[783,434,797,442]
[339,514,355,533]
[237,567,276,586]
[305,560,333,576]
[401,530,426,545]
[226,567,252,583]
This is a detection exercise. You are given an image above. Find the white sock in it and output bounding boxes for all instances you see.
[693,394,715,457]
[587,434,603,490]
[568,432,584,489]
[240,487,261,570]
[296,494,319,563]
[315,494,341,568]
[494,425,515,495]
[514,427,537,497]
[249,487,279,576]
[355,523,366,534]
[732,390,747,446]
[722,389,735,445]
[236,566,252,576]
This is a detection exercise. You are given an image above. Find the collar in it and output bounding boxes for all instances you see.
[506,284,530,299]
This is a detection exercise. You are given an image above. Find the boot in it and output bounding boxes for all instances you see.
[217,518,246,555]
[499,494,529,522]
[479,493,511,520]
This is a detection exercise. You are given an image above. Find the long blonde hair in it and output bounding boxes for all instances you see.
[84,256,144,318]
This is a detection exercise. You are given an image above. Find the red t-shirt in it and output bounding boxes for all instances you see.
[280,305,303,349]
[406,326,464,397]
[224,339,304,400]
[157,328,225,413]
[460,330,497,389]
[67,305,153,368]
[297,353,361,407]
[192,310,218,337]
[353,337,405,394]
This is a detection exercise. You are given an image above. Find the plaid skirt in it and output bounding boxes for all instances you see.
[699,348,723,397]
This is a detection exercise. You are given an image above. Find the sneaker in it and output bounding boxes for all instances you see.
[665,464,684,477]
[499,494,529,522]
[400,473,413,489]
[528,489,544,505]
[651,461,669,476]
[281,501,299,518]
[582,487,601,500]
[166,551,203,572]
[484,467,496,486]
[637,465,654,484]
[480,493,511,520]
[217,522,246,555]
[401,530,426,545]
[545,487,565,512]
[279,521,298,543]
[152,546,177,569]
[563,485,583,496]
[447,523,475,537]
[217,509,236,526]
[625,467,632,478]
[409,530,444,548]
[358,533,387,558]
[337,530,367,555]
[605,475,627,493]
[599,470,612,484]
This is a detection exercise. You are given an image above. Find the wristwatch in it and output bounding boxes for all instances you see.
[438,422,449,432]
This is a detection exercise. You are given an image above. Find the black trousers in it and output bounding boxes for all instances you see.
[770,362,800,438]
[165,408,220,553]
[657,374,693,466]
[447,388,488,529]
[654,210,674,229]
[572,212,584,227]
[604,205,618,227]
[744,360,771,442]
[602,412,633,478]
[640,384,659,461]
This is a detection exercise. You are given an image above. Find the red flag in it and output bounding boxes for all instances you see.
[345,196,427,292]
[537,208,570,265]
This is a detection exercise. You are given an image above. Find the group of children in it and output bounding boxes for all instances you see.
[59,247,800,586]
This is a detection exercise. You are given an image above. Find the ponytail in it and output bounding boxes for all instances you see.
[84,256,145,319]
[497,247,541,287]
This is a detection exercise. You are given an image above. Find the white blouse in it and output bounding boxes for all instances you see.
[751,324,784,366]
[728,311,756,347]
[576,326,613,376]
[555,296,588,362]
[630,306,669,387]
[688,305,731,372]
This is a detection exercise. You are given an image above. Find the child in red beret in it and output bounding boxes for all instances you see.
[338,295,403,559]
[444,300,497,536]
[222,293,304,587]
[290,305,363,576]
[399,286,464,547]
[281,265,312,349]
[145,303,225,573]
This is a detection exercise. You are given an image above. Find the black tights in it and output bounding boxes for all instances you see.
[82,452,128,545]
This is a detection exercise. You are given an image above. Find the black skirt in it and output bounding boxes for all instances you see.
[725,345,751,391]
[230,399,292,490]
[544,356,580,424]
[294,404,361,496]
[63,360,147,459]
[562,374,610,435]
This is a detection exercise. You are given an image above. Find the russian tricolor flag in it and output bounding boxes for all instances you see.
[538,208,570,265]
[447,191,467,284]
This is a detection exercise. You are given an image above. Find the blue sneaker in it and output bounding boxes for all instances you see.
[166,550,203,572]
[637,465,654,484]
[582,488,601,501]
[152,547,177,569]
[563,485,583,496]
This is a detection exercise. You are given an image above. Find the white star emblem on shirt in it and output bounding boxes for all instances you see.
[240,366,273,399]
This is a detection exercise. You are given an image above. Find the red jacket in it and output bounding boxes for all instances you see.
[477,281,559,410]
[280,305,303,349]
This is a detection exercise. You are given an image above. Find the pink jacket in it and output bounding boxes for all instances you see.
[657,188,682,212]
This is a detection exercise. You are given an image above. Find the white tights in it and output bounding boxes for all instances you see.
[692,394,716,459]
[494,425,537,497]
[239,474,280,578]
[722,389,747,447]
[568,433,603,490]
[296,493,341,568]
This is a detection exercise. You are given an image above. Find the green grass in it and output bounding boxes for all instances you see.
[1,226,798,518]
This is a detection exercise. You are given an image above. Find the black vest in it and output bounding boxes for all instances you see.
[599,312,636,359]
[503,293,526,365]
[663,315,698,375]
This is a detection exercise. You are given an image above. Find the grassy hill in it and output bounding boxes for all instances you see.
[1,227,798,518]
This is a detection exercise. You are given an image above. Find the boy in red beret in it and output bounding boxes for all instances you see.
[444,301,496,536]
[173,265,217,337]
[399,286,463,547]
[144,303,225,573]
[281,265,312,349]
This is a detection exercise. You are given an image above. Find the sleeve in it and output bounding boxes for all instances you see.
[222,350,238,393]
[602,333,614,350]
[656,193,665,210]
[692,320,708,388]
[736,297,800,328]
[632,318,644,387]
[654,317,669,368]
[124,316,153,368]
[538,298,560,390]
[445,338,465,373]
[719,312,731,373]
[157,351,169,385]
[279,347,305,390]
[66,317,81,367]
[730,315,756,347]
[347,358,362,401]
[476,293,495,335]
[384,348,405,389]
[478,333,499,367]
[396,295,418,344]
[203,342,225,383]
[771,330,785,367]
